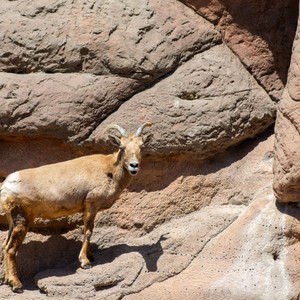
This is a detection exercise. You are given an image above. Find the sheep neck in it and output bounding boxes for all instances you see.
[112,149,133,192]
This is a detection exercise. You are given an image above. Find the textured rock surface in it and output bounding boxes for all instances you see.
[0,73,142,143]
[0,0,277,169]
[2,132,292,300]
[0,0,299,299]
[0,43,276,159]
[181,0,298,101]
[125,191,292,300]
[34,205,243,299]
[0,0,221,82]
[273,11,300,203]
[90,43,275,158]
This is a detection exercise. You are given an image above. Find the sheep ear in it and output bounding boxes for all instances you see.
[142,133,153,145]
[108,134,121,147]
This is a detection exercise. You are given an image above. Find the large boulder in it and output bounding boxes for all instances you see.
[0,0,221,82]
[90,43,275,159]
[0,73,142,143]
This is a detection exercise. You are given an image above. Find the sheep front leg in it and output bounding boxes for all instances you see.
[79,203,97,269]
[4,221,29,293]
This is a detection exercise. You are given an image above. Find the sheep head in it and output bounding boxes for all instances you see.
[105,123,152,175]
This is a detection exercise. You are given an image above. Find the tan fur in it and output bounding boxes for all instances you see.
[0,124,151,292]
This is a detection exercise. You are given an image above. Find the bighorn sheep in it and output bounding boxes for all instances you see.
[0,123,152,292]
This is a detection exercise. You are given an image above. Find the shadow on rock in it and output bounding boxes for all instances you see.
[130,127,274,193]
[92,234,168,272]
[276,200,300,220]
[17,235,82,281]
[275,200,300,240]
[30,233,168,291]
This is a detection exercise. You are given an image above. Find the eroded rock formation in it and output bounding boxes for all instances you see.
[180,0,298,101]
[273,15,300,203]
[0,0,299,299]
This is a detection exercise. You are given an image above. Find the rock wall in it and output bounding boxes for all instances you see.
[273,10,300,203]
[0,0,299,299]
[0,0,277,164]
[180,0,298,101]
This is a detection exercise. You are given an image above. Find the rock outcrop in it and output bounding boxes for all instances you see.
[0,0,221,81]
[90,43,275,159]
[1,131,300,300]
[181,0,298,101]
[0,0,276,163]
[273,7,300,203]
[1,131,288,300]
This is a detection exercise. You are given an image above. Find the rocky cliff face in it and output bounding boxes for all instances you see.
[181,0,298,101]
[273,11,300,203]
[0,0,299,299]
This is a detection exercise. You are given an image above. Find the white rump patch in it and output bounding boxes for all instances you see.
[2,171,22,194]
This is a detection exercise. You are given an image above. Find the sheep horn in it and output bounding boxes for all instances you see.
[105,124,128,137]
[135,122,152,137]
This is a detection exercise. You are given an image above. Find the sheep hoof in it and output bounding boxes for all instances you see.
[12,285,24,293]
[81,262,92,269]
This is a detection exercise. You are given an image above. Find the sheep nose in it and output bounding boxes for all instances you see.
[130,162,139,169]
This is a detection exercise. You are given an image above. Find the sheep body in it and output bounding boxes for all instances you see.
[1,153,128,219]
[0,123,152,293]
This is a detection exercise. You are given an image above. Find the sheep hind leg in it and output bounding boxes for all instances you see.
[2,216,13,249]
[2,215,14,284]
[4,212,29,293]
[79,207,96,269]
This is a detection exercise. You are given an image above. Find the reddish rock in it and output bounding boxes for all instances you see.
[180,0,298,101]
[273,13,300,203]
[0,137,78,179]
[0,0,298,298]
